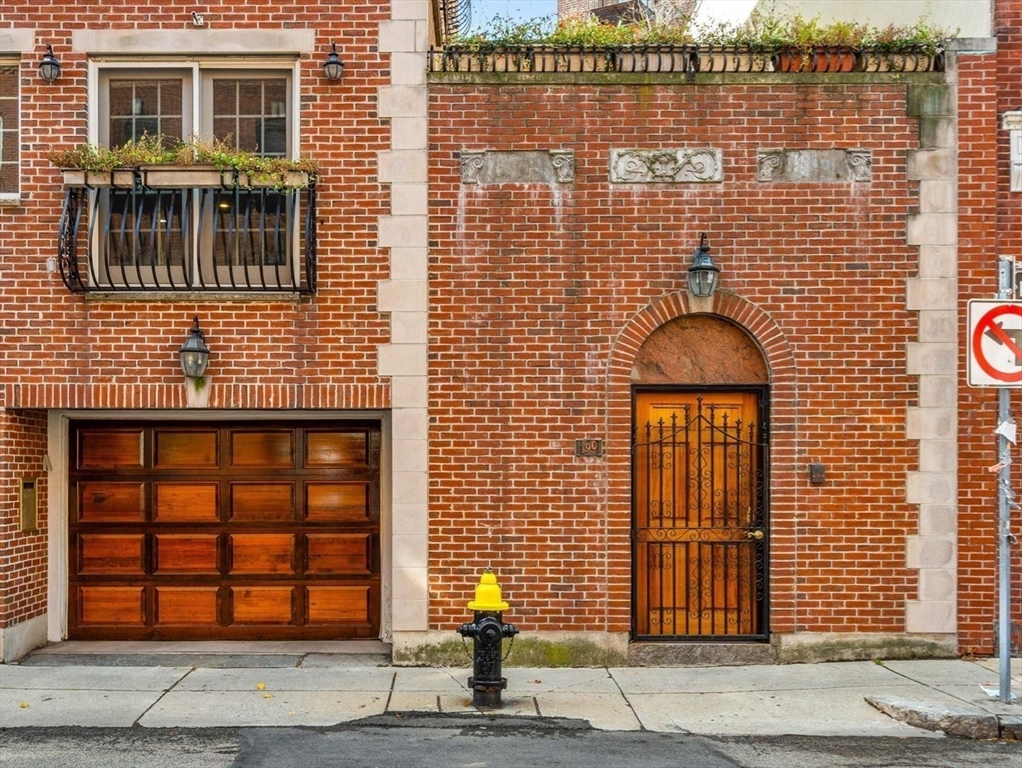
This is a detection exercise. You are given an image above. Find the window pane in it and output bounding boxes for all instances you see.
[0,64,20,196]
[107,79,184,146]
[211,78,287,157]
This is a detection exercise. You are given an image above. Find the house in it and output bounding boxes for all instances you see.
[0,0,1018,665]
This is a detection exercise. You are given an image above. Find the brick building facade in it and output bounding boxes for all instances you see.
[0,1,1018,663]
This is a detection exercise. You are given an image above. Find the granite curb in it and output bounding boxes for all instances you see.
[866,696,1018,740]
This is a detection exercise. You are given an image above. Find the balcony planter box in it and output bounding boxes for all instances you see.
[236,170,313,189]
[139,165,237,188]
[61,168,137,188]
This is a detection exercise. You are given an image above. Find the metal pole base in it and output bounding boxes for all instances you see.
[468,677,507,709]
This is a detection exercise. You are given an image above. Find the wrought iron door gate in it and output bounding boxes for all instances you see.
[633,391,767,640]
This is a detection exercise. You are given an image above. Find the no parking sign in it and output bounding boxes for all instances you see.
[967,300,1022,387]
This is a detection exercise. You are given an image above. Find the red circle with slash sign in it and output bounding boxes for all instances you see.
[972,304,1022,384]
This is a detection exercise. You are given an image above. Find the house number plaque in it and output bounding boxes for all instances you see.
[575,439,604,457]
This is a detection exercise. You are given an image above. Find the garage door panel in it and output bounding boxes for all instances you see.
[79,534,144,574]
[306,586,372,625]
[78,586,145,626]
[306,431,369,467]
[154,483,219,522]
[155,587,219,626]
[155,431,219,468]
[70,421,380,640]
[231,484,294,521]
[231,432,294,468]
[305,483,371,522]
[230,534,295,574]
[77,482,144,522]
[232,587,295,624]
[306,534,372,575]
[78,430,143,469]
[154,534,219,574]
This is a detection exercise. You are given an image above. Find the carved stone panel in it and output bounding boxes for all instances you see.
[757,149,872,182]
[459,150,575,185]
[610,148,723,183]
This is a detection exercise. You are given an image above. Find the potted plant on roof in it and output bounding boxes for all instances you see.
[764,13,866,73]
[695,18,774,73]
[439,15,553,73]
[858,21,951,72]
[545,14,637,72]
[613,12,694,73]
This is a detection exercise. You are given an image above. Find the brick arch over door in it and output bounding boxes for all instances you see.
[603,291,799,635]
[631,314,768,385]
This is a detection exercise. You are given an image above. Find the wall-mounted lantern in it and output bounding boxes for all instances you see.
[39,45,61,82]
[687,233,720,298]
[323,43,344,81]
[178,316,211,379]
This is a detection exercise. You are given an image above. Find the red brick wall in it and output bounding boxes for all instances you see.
[0,2,392,629]
[955,8,1022,654]
[428,82,923,634]
[0,411,48,630]
[955,0,1022,654]
[0,1,390,407]
[997,0,1022,657]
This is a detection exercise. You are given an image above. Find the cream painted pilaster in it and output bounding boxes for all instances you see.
[378,1,431,641]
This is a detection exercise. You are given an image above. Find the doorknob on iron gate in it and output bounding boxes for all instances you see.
[745,529,765,540]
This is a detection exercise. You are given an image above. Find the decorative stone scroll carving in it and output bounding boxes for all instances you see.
[757,149,872,182]
[610,148,723,183]
[459,150,575,185]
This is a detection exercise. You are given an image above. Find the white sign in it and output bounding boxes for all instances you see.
[968,300,1022,387]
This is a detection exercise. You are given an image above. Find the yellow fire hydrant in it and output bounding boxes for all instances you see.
[458,569,519,709]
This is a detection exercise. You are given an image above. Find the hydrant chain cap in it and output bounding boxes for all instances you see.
[467,570,509,612]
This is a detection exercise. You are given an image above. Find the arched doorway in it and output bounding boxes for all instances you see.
[631,315,770,640]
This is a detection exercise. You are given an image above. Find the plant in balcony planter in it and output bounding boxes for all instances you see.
[49,134,318,189]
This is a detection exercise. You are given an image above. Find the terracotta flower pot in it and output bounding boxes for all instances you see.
[774,46,857,73]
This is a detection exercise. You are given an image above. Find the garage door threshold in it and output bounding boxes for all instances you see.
[18,640,392,668]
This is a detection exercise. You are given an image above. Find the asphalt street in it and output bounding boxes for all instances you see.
[0,721,1018,768]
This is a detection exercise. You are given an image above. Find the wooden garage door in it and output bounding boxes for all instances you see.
[68,421,381,640]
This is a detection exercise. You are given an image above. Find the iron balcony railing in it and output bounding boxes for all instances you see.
[429,44,944,74]
[58,178,317,293]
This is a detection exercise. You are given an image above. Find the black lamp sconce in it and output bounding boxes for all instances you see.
[179,316,211,379]
[323,43,344,81]
[39,45,61,83]
[687,233,721,298]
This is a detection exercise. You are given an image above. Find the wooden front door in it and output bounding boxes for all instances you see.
[68,421,381,640]
[633,391,767,639]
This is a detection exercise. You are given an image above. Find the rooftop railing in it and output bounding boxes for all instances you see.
[429,44,944,75]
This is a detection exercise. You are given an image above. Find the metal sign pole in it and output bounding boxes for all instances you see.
[996,258,1013,705]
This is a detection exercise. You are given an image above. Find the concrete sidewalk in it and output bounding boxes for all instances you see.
[1,643,1019,739]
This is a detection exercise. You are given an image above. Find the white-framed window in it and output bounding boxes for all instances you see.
[0,60,19,202]
[88,59,303,288]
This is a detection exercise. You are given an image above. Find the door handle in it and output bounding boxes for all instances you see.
[745,529,765,540]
